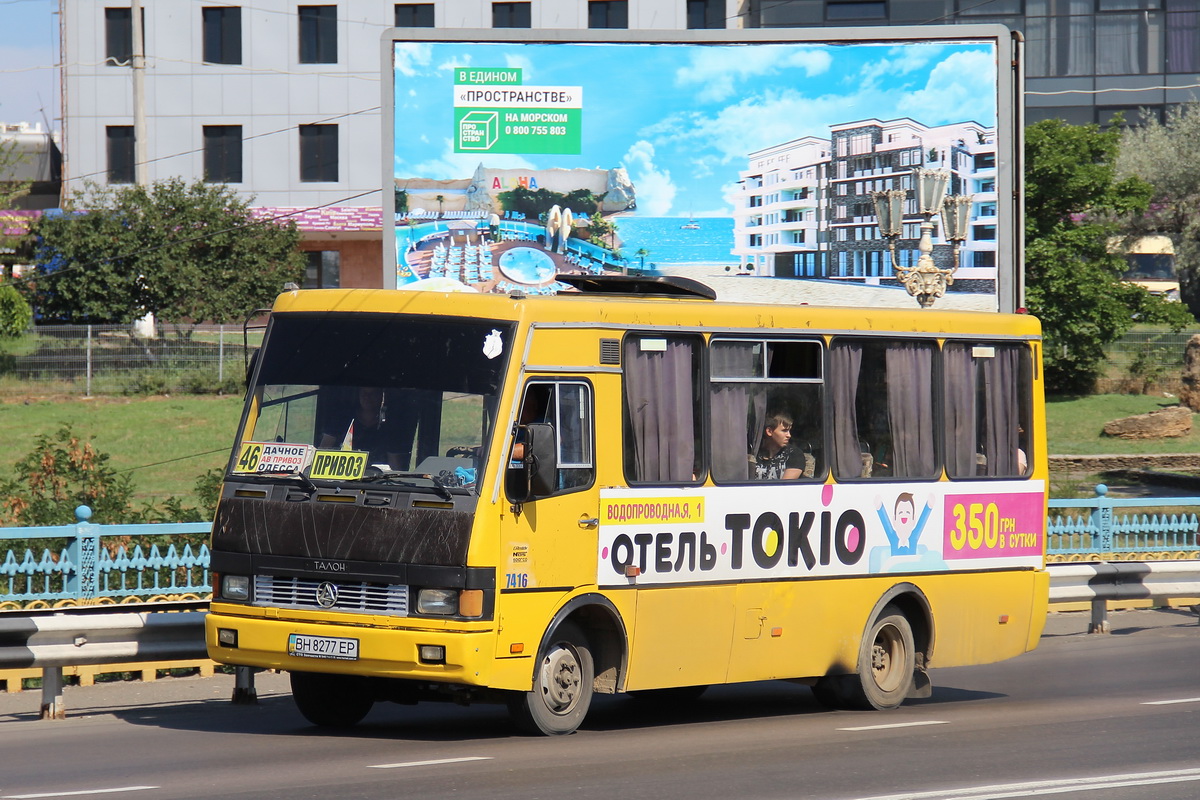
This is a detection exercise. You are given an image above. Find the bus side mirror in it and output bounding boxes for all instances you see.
[523,422,558,499]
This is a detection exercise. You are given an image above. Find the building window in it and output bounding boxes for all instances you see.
[203,125,243,183]
[202,7,242,64]
[299,5,337,64]
[1095,11,1162,74]
[493,2,531,27]
[588,0,628,28]
[106,126,135,184]
[826,1,887,20]
[687,0,725,28]
[394,3,435,26]
[305,251,341,289]
[1025,13,1094,77]
[300,124,338,182]
[105,7,133,66]
[1166,1,1200,73]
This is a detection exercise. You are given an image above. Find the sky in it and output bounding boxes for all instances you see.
[393,39,1000,218]
[0,0,58,129]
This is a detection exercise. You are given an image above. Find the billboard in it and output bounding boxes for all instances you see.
[383,27,1021,312]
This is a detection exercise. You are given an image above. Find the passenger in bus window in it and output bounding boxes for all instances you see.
[752,411,807,480]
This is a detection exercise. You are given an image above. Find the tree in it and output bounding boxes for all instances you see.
[1024,118,1193,394]
[1116,103,1200,317]
[21,178,305,324]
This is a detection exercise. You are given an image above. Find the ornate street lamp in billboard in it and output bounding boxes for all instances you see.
[872,169,971,308]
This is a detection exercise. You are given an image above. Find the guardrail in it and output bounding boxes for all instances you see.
[0,608,210,718]
[1047,560,1200,633]
[0,506,210,608]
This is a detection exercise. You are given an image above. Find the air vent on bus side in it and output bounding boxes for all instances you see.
[600,339,621,365]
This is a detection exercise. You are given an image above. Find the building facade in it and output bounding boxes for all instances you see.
[59,1,1193,289]
[734,119,997,292]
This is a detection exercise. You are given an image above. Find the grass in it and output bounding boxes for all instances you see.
[0,394,243,508]
[1045,393,1199,455]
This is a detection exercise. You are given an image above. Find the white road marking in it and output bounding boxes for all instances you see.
[367,756,493,770]
[1141,696,1200,705]
[3,788,159,799]
[837,720,950,732]
[852,767,1200,800]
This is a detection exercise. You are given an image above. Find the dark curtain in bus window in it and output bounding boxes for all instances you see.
[885,343,936,478]
[981,347,1021,476]
[624,337,699,483]
[943,346,976,478]
[830,342,863,479]
[945,343,1026,478]
[710,341,766,482]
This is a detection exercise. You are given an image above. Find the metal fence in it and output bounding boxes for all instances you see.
[0,323,260,396]
[1099,327,1200,394]
[0,506,210,609]
[1047,484,1200,559]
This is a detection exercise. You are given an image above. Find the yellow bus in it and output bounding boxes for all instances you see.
[206,276,1047,735]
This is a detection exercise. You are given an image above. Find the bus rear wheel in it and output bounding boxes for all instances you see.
[813,606,916,711]
[508,621,594,735]
[290,671,374,728]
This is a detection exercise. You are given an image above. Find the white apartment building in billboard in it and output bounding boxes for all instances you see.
[734,118,998,294]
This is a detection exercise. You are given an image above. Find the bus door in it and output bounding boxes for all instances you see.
[494,379,598,659]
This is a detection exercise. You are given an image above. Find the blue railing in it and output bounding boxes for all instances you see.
[1048,484,1200,556]
[0,505,210,608]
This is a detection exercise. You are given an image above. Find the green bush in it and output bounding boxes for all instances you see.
[120,369,173,396]
[178,367,242,395]
[0,284,32,337]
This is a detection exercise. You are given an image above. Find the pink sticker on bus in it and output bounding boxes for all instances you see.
[942,491,1044,559]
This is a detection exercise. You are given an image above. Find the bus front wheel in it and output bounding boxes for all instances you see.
[509,621,594,735]
[290,671,374,728]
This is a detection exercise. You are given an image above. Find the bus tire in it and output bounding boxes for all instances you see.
[290,671,374,728]
[852,605,916,710]
[508,621,594,735]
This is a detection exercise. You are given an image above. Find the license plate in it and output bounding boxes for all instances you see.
[288,633,359,661]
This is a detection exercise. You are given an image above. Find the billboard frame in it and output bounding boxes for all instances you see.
[381,25,1023,312]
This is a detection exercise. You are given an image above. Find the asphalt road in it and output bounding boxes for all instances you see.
[0,608,1196,800]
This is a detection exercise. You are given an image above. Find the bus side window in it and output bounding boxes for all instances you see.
[623,334,705,484]
[944,343,1032,479]
[506,381,594,499]
[829,339,937,481]
[710,338,823,483]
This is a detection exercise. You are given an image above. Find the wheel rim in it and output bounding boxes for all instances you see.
[870,622,906,693]
[538,642,582,715]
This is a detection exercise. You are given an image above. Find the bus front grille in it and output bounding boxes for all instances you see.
[253,575,409,615]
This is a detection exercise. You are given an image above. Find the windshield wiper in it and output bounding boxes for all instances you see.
[283,471,318,494]
[359,470,455,501]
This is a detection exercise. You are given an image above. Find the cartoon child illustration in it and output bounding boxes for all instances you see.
[875,492,934,555]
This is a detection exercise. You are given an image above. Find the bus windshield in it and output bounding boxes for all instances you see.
[239,312,514,491]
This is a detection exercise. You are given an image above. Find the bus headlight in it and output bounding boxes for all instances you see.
[417,588,458,615]
[221,574,251,602]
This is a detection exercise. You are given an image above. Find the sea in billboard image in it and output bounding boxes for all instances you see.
[390,36,1009,309]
